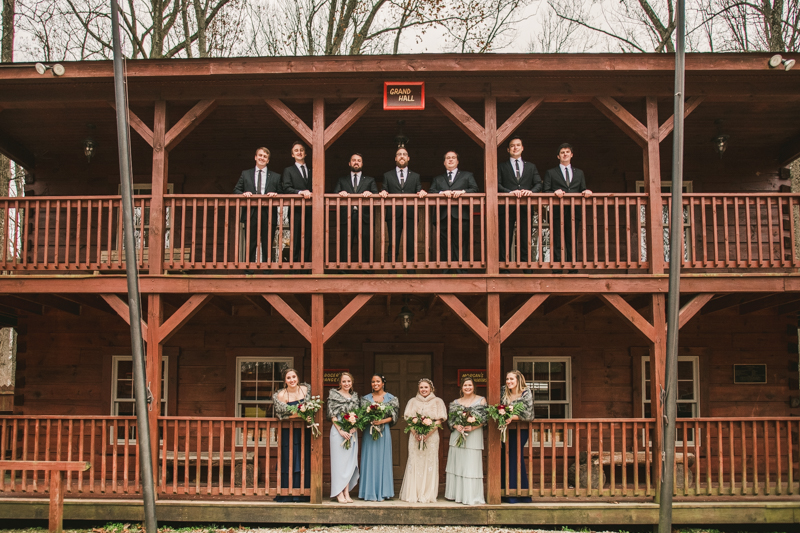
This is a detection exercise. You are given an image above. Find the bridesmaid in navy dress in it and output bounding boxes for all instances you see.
[273,368,312,502]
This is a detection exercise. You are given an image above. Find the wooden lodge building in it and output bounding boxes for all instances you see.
[1,53,800,526]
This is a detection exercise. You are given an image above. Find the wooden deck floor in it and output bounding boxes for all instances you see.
[2,498,800,525]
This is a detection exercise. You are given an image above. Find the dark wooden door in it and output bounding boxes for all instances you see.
[375,353,431,491]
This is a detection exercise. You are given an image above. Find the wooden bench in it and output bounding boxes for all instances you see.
[0,460,91,533]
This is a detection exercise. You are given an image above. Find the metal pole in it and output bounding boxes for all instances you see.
[110,1,158,530]
[659,0,685,530]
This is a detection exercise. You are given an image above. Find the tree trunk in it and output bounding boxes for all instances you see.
[1,0,13,62]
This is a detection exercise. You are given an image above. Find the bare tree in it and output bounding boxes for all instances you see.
[697,0,799,52]
[527,3,597,52]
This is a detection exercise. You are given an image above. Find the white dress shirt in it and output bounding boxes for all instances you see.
[254,166,268,194]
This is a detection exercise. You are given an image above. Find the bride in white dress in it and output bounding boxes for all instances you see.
[399,378,447,503]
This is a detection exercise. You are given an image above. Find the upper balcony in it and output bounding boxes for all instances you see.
[0,53,798,291]
[1,192,798,274]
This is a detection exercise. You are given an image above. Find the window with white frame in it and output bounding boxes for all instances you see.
[236,357,293,445]
[514,356,571,446]
[642,355,700,445]
[111,356,168,443]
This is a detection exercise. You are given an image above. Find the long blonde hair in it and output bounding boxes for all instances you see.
[338,371,355,394]
[503,370,527,403]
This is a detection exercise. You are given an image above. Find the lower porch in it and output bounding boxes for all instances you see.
[2,497,800,526]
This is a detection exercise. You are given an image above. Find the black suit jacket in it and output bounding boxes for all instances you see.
[234,167,282,195]
[498,159,542,193]
[334,174,379,223]
[382,169,422,220]
[281,164,312,194]
[429,170,479,220]
[543,166,587,194]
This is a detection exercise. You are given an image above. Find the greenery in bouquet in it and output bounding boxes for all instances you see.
[333,409,361,450]
[404,413,441,450]
[448,407,483,448]
[361,402,391,440]
[487,402,525,443]
[287,395,324,437]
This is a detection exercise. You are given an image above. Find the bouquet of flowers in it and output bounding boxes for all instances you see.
[448,407,484,448]
[361,402,391,440]
[404,413,441,450]
[333,409,361,450]
[487,402,525,443]
[287,396,324,438]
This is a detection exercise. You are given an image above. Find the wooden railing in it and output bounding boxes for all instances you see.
[662,194,800,269]
[502,417,799,498]
[500,193,648,271]
[0,416,310,498]
[324,193,486,271]
[0,197,149,271]
[3,193,800,273]
[165,195,312,271]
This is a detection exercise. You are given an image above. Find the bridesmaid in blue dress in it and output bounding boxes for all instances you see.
[358,374,399,501]
[273,368,312,502]
[327,371,360,503]
[500,370,534,503]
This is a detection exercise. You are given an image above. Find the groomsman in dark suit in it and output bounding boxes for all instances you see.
[234,147,282,269]
[543,143,592,272]
[333,153,379,269]
[281,141,313,265]
[378,147,427,273]
[498,136,542,272]
[429,151,479,272]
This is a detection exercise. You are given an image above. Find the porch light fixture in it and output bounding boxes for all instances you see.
[394,120,409,148]
[713,119,729,159]
[34,62,66,76]
[397,296,414,334]
[768,54,795,71]
[84,124,97,163]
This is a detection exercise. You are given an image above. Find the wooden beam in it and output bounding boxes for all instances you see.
[658,95,705,143]
[263,294,311,343]
[500,294,548,343]
[677,293,714,329]
[310,294,324,504]
[165,99,217,152]
[149,100,168,276]
[265,98,313,146]
[1,296,43,315]
[495,96,544,147]
[432,97,486,148]
[0,130,35,169]
[644,96,665,275]
[99,294,148,339]
[108,101,153,147]
[16,295,81,315]
[439,294,489,344]
[600,294,655,342]
[484,96,499,276]
[739,293,800,315]
[157,294,212,344]
[591,96,647,148]
[323,294,373,343]
[323,98,374,150]
[311,98,325,275]
[486,293,501,505]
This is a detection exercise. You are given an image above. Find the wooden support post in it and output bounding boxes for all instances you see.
[146,294,163,482]
[310,294,324,503]
[650,293,667,497]
[150,101,168,275]
[486,293,501,504]
[312,99,325,275]
[48,470,64,533]
[644,97,665,275]
[485,96,499,276]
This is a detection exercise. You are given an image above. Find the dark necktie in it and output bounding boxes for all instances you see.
[515,159,520,180]
[564,167,571,186]
[301,165,308,182]
[447,171,453,185]
[352,173,358,190]
[399,169,405,187]
[256,169,263,194]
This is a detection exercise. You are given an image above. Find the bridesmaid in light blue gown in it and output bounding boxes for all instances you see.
[358,374,399,501]
[328,372,360,504]
[445,376,487,505]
